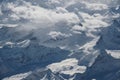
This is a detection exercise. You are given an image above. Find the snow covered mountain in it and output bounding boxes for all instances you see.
[0,0,120,80]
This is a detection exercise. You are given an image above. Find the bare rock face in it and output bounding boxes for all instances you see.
[101,17,120,49]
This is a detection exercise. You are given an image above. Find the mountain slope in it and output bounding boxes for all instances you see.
[0,0,120,80]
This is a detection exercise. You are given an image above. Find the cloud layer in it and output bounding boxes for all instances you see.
[0,0,119,50]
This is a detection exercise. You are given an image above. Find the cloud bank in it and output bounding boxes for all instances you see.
[0,0,119,50]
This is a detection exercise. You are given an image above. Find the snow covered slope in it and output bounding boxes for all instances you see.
[0,0,120,80]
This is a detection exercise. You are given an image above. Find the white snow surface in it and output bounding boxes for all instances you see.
[2,72,32,80]
[47,58,86,75]
[106,50,120,59]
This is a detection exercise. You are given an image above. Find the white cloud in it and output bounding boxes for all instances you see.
[72,25,85,31]
[0,0,116,51]
[83,1,108,10]
[56,7,68,13]
[48,31,72,40]
[71,25,86,34]
[79,12,109,28]
[3,1,79,30]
